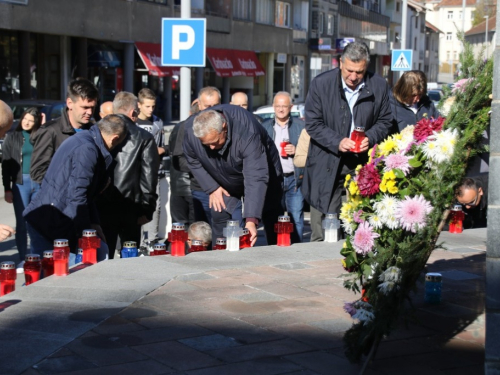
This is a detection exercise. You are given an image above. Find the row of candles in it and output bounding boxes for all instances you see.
[0,215,342,297]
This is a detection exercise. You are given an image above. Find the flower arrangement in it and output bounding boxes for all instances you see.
[340,42,492,363]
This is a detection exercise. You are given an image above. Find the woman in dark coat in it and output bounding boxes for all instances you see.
[391,70,440,132]
[2,107,42,268]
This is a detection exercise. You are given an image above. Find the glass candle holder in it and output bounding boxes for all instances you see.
[350,126,365,153]
[425,273,442,304]
[239,228,251,249]
[322,213,341,243]
[223,220,243,252]
[42,250,54,278]
[153,243,168,256]
[190,239,206,252]
[24,254,41,285]
[53,239,70,276]
[168,223,188,257]
[121,241,138,258]
[449,204,465,234]
[0,261,16,296]
[214,238,226,250]
[274,215,293,247]
[280,138,290,157]
[80,229,100,264]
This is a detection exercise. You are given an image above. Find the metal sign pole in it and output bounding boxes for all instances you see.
[180,0,191,121]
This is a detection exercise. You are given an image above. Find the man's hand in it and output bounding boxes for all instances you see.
[158,146,166,156]
[137,215,150,226]
[91,223,107,243]
[4,191,13,204]
[284,143,296,156]
[0,224,15,241]
[245,221,258,247]
[339,137,370,153]
[359,137,370,152]
[209,187,230,212]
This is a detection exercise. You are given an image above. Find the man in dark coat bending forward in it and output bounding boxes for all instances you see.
[183,105,283,246]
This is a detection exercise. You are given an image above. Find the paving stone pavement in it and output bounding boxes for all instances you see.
[0,224,486,375]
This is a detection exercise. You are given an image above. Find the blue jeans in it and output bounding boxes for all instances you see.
[282,175,304,243]
[12,174,41,259]
[192,190,212,225]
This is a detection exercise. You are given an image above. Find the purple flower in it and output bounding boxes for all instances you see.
[384,153,411,175]
[352,222,380,255]
[344,302,357,316]
[395,195,433,233]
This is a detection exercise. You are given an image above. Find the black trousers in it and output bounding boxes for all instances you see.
[170,194,194,226]
[100,210,141,259]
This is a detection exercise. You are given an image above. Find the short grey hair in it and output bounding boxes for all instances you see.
[198,86,221,101]
[97,114,128,138]
[341,41,370,64]
[273,91,292,103]
[188,221,212,244]
[193,110,224,138]
[113,92,138,115]
[231,92,248,102]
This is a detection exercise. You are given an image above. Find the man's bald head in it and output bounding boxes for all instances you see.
[230,92,248,110]
[0,100,13,138]
[100,101,114,118]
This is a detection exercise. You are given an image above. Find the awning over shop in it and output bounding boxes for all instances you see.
[207,48,265,77]
[88,44,121,68]
[135,42,179,77]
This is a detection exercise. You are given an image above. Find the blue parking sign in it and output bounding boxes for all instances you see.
[161,18,206,67]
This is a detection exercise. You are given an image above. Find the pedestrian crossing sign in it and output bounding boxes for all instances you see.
[391,50,413,71]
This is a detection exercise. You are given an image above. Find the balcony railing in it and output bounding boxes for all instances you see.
[293,29,308,42]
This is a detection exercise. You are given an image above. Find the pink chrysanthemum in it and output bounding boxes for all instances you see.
[356,164,381,197]
[353,210,365,224]
[395,195,433,233]
[352,221,380,255]
[384,153,411,175]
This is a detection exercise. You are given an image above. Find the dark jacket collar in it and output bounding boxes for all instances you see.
[88,125,113,169]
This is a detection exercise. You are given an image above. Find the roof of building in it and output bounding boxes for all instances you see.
[437,0,476,7]
[426,21,444,33]
[465,15,497,36]
[408,0,426,12]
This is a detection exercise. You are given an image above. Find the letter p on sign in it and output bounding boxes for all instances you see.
[161,18,206,67]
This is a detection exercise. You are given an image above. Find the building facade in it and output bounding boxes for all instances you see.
[464,15,496,60]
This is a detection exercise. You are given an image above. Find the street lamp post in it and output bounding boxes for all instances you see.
[484,15,489,56]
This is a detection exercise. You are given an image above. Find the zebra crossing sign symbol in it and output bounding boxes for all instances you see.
[391,50,413,71]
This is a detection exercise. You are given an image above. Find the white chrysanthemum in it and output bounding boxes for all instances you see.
[396,125,415,152]
[342,221,356,235]
[352,308,375,326]
[422,129,459,164]
[378,266,401,282]
[378,281,399,295]
[368,214,383,229]
[384,215,400,230]
[374,195,401,229]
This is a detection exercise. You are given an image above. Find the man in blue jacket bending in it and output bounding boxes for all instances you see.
[23,115,128,257]
[183,105,283,246]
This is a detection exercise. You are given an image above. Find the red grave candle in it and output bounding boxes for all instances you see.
[24,254,41,285]
[239,229,251,249]
[214,238,226,250]
[153,243,168,256]
[280,138,290,158]
[0,261,16,296]
[167,223,188,257]
[42,250,54,278]
[449,204,465,234]
[274,215,294,247]
[190,239,206,252]
[79,229,100,264]
[53,239,70,276]
[350,126,365,153]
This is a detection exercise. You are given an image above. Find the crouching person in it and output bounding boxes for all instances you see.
[187,221,212,250]
[23,115,128,262]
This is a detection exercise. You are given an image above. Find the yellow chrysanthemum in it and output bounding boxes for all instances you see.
[344,174,352,187]
[379,179,387,193]
[379,138,397,156]
[386,180,398,194]
[348,180,359,196]
[355,164,362,172]
[382,170,396,180]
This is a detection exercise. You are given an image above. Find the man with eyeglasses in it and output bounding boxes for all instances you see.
[455,175,488,229]
[183,106,284,246]
[96,91,159,259]
[262,92,305,243]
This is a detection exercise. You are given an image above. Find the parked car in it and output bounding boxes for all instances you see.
[5,99,66,135]
[253,103,305,121]
[427,90,443,106]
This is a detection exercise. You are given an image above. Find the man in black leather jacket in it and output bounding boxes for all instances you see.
[96,92,159,258]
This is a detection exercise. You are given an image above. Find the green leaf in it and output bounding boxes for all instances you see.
[393,169,406,179]
[409,158,422,168]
